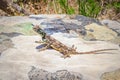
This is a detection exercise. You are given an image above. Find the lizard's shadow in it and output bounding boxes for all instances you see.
[36,44,52,50]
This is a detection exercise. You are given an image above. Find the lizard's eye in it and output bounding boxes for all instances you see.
[33,28,37,32]
[33,25,39,30]
[33,27,36,30]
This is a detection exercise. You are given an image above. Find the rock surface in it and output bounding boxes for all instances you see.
[101,68,120,80]
[84,23,118,41]
[101,20,120,35]
[0,15,120,80]
[0,32,16,53]
[28,66,82,80]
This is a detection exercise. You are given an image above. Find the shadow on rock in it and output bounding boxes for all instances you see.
[0,38,14,56]
[28,66,83,80]
[0,32,23,38]
[0,32,22,55]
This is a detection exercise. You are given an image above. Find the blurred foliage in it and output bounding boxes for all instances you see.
[58,0,75,14]
[98,0,120,20]
[106,1,120,12]
[77,0,101,18]
[0,0,120,19]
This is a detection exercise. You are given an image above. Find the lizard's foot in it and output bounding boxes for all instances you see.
[38,47,48,51]
[35,40,47,44]
[38,43,50,51]
[61,54,71,59]
[35,40,45,44]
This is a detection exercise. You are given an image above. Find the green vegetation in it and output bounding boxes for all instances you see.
[106,1,120,12]
[59,0,75,14]
[0,0,119,19]
[77,0,101,18]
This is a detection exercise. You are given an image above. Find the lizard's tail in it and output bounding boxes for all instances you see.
[77,49,118,54]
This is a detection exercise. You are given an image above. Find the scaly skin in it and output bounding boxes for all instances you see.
[33,25,118,58]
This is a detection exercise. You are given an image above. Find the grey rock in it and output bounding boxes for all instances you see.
[53,70,82,80]
[28,66,83,80]
[28,66,50,80]
[75,15,102,27]
[39,15,103,38]
[101,20,120,35]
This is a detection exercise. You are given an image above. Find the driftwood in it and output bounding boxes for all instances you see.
[0,0,31,15]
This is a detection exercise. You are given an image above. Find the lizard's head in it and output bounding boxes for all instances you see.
[33,25,41,32]
[32,25,46,40]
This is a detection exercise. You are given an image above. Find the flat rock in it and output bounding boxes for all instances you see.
[0,33,120,80]
[0,15,120,80]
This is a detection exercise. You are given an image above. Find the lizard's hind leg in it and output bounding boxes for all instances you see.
[61,45,77,58]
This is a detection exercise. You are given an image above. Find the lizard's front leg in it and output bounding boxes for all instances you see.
[38,43,51,51]
[35,40,44,43]
[35,37,47,44]
[62,54,71,58]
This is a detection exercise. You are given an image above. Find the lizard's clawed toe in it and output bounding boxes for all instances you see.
[61,55,71,59]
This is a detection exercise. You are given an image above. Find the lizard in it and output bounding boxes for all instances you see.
[33,25,118,58]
